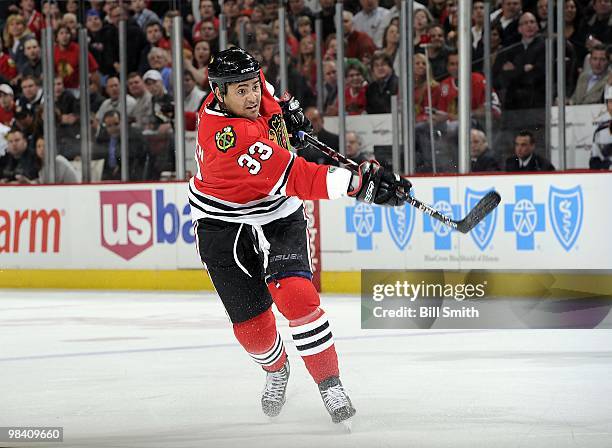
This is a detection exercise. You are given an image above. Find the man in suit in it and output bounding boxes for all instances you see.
[571,44,609,105]
[505,130,555,172]
[470,129,500,172]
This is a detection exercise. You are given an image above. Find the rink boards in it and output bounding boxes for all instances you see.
[0,171,610,291]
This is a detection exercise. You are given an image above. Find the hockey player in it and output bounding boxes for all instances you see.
[189,47,411,425]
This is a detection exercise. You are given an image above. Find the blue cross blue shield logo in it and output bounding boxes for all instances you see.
[385,198,415,251]
[423,187,460,250]
[549,185,583,251]
[504,185,545,250]
[346,203,382,250]
[465,188,497,251]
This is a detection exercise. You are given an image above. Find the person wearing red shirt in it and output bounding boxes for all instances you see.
[54,25,99,91]
[0,44,18,84]
[342,11,376,62]
[20,0,44,40]
[342,63,368,115]
[190,48,410,426]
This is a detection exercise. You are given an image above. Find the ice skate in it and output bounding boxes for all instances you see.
[261,360,290,417]
[318,376,356,425]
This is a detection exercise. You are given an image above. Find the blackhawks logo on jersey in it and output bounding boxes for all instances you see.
[215,126,237,152]
[268,114,290,150]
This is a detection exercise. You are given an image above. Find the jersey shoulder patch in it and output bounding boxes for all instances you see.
[214,125,237,152]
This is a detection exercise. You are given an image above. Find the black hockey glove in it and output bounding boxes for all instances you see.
[348,161,412,207]
[279,94,312,149]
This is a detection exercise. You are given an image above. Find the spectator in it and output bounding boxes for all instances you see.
[250,5,266,26]
[343,11,377,62]
[297,36,317,95]
[571,44,609,104]
[86,9,106,70]
[143,69,174,134]
[505,130,555,171]
[131,0,160,30]
[127,72,152,130]
[414,9,434,50]
[12,106,41,148]
[0,128,38,183]
[64,0,79,15]
[429,0,448,23]
[346,131,372,165]
[575,0,612,61]
[322,60,338,116]
[183,71,205,113]
[102,4,145,75]
[33,136,79,184]
[54,76,81,160]
[382,23,400,75]
[147,48,172,93]
[299,107,340,165]
[366,51,399,114]
[0,121,10,156]
[380,0,427,32]
[323,34,337,61]
[184,39,211,90]
[62,13,79,41]
[536,0,549,30]
[589,86,612,169]
[470,129,500,171]
[95,75,137,125]
[490,0,522,47]
[254,23,272,46]
[287,0,315,37]
[88,72,106,115]
[343,62,368,115]
[442,0,459,47]
[496,12,546,148]
[20,36,41,80]
[193,0,219,38]
[0,39,18,86]
[318,0,337,41]
[425,25,451,81]
[0,84,14,126]
[413,53,440,123]
[54,25,99,95]
[93,110,147,181]
[15,75,42,117]
[20,0,44,40]
[195,20,219,54]
[3,14,33,71]
[138,21,168,74]
[295,16,314,41]
[272,18,299,58]
[160,10,193,54]
[352,0,391,47]
[471,0,486,71]
[565,0,584,60]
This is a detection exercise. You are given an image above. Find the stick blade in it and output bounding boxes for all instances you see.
[456,190,501,234]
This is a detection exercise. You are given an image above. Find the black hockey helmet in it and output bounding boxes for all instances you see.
[208,47,260,96]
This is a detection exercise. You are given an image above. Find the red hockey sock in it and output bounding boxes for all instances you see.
[268,277,339,384]
[232,308,287,372]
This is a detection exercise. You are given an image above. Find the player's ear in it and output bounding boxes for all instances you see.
[214,86,223,104]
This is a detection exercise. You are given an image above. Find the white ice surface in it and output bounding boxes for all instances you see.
[1,290,611,448]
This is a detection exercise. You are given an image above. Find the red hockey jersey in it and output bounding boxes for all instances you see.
[189,72,352,225]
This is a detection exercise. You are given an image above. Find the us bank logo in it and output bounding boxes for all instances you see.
[504,185,545,250]
[346,203,382,250]
[423,187,460,250]
[385,196,416,250]
[465,188,497,251]
[549,185,583,251]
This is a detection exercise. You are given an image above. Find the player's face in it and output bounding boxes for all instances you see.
[221,77,262,121]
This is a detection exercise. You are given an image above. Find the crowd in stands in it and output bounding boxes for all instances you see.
[0,0,611,183]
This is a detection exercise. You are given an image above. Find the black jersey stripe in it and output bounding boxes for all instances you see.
[295,332,333,352]
[292,321,330,340]
[272,154,295,196]
[189,184,284,212]
[189,195,291,218]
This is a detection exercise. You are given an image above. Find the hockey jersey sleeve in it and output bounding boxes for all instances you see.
[238,133,353,201]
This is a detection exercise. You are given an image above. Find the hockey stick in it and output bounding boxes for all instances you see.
[297,131,501,234]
